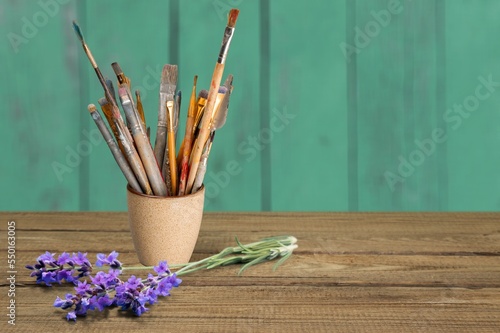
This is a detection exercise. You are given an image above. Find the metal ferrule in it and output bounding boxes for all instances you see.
[218,27,235,64]
[166,100,175,131]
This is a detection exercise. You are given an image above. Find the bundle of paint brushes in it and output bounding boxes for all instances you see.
[73,9,239,196]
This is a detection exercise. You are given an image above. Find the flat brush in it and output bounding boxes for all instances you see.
[191,84,232,192]
[111,62,146,134]
[88,104,142,193]
[212,74,234,131]
[72,21,133,146]
[178,75,198,196]
[98,98,152,195]
[119,87,168,196]
[154,65,178,170]
[186,9,240,193]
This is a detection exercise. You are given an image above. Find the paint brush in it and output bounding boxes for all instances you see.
[178,75,198,196]
[167,90,179,195]
[119,87,168,196]
[186,9,240,193]
[192,89,209,141]
[191,82,233,193]
[98,98,152,195]
[177,89,208,167]
[97,97,127,156]
[154,65,177,170]
[135,90,147,132]
[88,104,142,193]
[111,62,147,134]
[72,21,133,146]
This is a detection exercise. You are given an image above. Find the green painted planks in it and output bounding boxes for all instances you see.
[4,0,500,212]
[178,0,262,211]
[354,0,446,210]
[269,0,349,211]
[1,0,81,211]
[445,0,500,211]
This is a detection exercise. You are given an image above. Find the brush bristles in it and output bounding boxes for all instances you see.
[162,64,178,86]
[87,104,97,113]
[227,9,240,28]
[199,90,209,99]
[111,62,123,76]
[218,86,228,94]
[193,75,198,86]
[72,21,84,42]
[224,74,234,88]
[98,97,108,106]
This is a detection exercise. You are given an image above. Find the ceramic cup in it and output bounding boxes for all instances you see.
[126,185,205,266]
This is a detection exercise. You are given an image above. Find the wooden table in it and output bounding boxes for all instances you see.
[0,212,499,332]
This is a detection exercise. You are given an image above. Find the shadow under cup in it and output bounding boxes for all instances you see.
[126,185,205,266]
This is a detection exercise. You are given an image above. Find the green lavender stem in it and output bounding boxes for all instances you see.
[122,235,298,276]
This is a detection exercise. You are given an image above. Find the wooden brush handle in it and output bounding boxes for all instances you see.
[115,121,152,195]
[168,130,177,195]
[186,63,224,193]
[90,109,142,193]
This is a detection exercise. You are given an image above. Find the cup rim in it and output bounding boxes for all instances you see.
[126,184,205,199]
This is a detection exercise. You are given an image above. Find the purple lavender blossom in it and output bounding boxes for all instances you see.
[30,251,181,321]
[75,281,91,296]
[72,252,90,266]
[66,311,77,321]
[96,251,122,269]
[56,252,71,265]
[153,261,170,274]
[38,251,56,263]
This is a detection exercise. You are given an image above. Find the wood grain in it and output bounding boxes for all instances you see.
[0,212,499,331]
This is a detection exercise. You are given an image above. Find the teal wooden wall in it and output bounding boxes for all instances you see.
[2,0,500,212]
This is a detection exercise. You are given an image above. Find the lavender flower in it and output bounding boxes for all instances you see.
[50,257,180,321]
[28,236,298,322]
[25,252,92,286]
[25,251,121,287]
[96,251,122,269]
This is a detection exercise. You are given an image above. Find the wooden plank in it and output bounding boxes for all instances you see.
[269,0,348,211]
[445,0,500,211]
[1,212,499,331]
[0,0,81,210]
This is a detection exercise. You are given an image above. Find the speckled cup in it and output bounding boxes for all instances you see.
[126,185,205,266]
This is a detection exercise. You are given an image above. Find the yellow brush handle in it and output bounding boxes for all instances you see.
[168,130,177,196]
